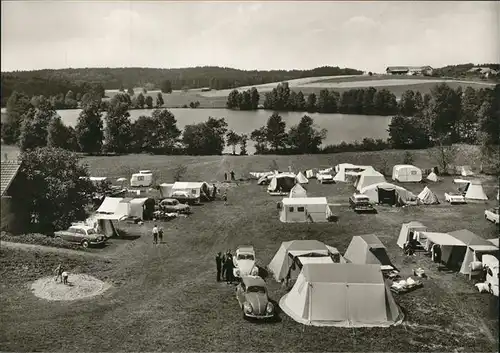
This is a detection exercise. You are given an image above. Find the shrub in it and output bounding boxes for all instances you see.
[0,231,85,251]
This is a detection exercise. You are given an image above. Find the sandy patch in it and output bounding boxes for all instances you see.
[31,274,111,301]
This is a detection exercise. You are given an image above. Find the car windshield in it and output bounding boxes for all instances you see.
[238,254,254,260]
[86,229,95,234]
[247,286,266,294]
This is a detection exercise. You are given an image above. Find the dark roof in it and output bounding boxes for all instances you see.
[448,229,492,247]
[241,276,266,287]
[1,160,21,196]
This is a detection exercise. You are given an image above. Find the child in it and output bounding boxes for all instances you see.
[62,271,69,285]
[222,192,228,206]
[54,263,64,282]
[158,227,164,244]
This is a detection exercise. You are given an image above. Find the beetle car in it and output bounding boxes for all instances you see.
[159,198,191,214]
[54,225,106,248]
[236,276,275,320]
[233,246,259,278]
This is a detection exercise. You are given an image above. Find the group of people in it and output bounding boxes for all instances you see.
[54,263,69,284]
[152,224,164,244]
[215,251,236,284]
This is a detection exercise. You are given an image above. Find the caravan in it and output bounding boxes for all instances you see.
[392,165,422,182]
[130,170,153,187]
[280,197,332,223]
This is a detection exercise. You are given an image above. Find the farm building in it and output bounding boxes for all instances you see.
[279,263,403,327]
[386,66,433,76]
[1,160,21,232]
[279,197,332,223]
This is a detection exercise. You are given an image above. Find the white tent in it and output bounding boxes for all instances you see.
[488,238,499,247]
[397,221,428,249]
[418,186,439,205]
[295,171,309,184]
[267,240,335,282]
[360,182,416,205]
[159,183,174,198]
[305,169,317,179]
[280,197,332,223]
[422,232,467,268]
[95,197,129,220]
[458,165,475,177]
[267,173,296,194]
[392,165,422,182]
[426,172,438,182]
[335,163,356,173]
[464,180,488,201]
[289,184,307,198]
[343,234,395,270]
[356,169,386,191]
[171,181,212,201]
[279,263,403,327]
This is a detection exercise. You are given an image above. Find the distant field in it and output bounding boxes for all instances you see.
[1,146,498,352]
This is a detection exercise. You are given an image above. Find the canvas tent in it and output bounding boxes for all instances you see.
[267,173,296,194]
[344,234,395,270]
[289,183,307,198]
[488,238,499,248]
[356,169,386,191]
[280,197,332,223]
[119,197,155,220]
[305,169,317,179]
[279,263,403,327]
[392,165,422,182]
[457,165,474,177]
[159,183,174,198]
[463,180,488,200]
[448,229,499,275]
[426,172,438,182]
[95,197,129,220]
[421,232,466,269]
[335,163,356,173]
[75,215,119,238]
[295,171,309,184]
[171,182,212,201]
[397,221,428,248]
[418,187,439,205]
[360,182,416,205]
[268,240,340,282]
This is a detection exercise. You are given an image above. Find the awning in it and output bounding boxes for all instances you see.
[96,197,124,214]
[298,257,334,265]
[469,245,498,252]
[94,214,128,221]
[288,249,330,257]
[423,232,466,246]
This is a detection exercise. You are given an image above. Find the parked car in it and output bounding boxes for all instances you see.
[54,225,106,248]
[236,276,275,320]
[159,198,191,214]
[233,246,259,278]
[317,173,334,184]
[483,255,499,296]
[485,207,499,225]
[170,191,199,205]
[349,194,375,212]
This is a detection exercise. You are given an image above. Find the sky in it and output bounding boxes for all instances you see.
[1,1,498,73]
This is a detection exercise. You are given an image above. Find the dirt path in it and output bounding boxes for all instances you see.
[0,241,105,258]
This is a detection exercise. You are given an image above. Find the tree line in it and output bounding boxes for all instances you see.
[1,66,363,106]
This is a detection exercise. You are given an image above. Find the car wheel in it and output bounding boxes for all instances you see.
[81,240,89,248]
[242,311,248,320]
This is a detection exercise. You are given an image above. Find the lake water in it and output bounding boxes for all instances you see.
[1,108,392,154]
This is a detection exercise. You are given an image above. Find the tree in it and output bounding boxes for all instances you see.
[2,91,32,145]
[104,97,133,153]
[47,115,75,150]
[402,151,415,165]
[131,115,158,153]
[18,101,56,151]
[476,86,500,173]
[373,89,398,115]
[226,89,240,109]
[428,138,458,174]
[306,93,317,112]
[398,90,418,116]
[266,113,287,151]
[64,90,78,108]
[250,126,268,154]
[156,92,164,107]
[145,95,154,109]
[459,86,480,143]
[182,117,228,155]
[295,91,306,111]
[317,89,338,113]
[387,115,430,149]
[136,93,145,109]
[226,130,241,155]
[426,83,462,141]
[8,147,94,233]
[127,87,135,96]
[161,80,173,94]
[287,115,327,153]
[142,88,148,94]
[250,88,260,109]
[239,134,248,155]
[152,109,182,153]
[75,102,103,154]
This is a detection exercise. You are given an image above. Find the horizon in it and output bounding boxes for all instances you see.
[1,1,499,73]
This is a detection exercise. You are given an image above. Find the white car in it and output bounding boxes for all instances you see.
[233,246,259,278]
[444,192,466,204]
[317,173,334,184]
[485,207,499,225]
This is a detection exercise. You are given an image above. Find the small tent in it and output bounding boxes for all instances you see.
[448,229,499,275]
[426,172,438,182]
[289,184,307,198]
[418,186,439,205]
[344,234,395,270]
[119,197,155,220]
[421,232,466,269]
[280,197,332,223]
[392,165,422,182]
[305,169,317,179]
[268,240,336,282]
[335,163,356,173]
[360,182,416,205]
[267,173,296,194]
[356,169,386,191]
[295,171,309,184]
[159,183,174,199]
[397,221,428,249]
[464,180,488,201]
[458,165,474,177]
[279,263,403,327]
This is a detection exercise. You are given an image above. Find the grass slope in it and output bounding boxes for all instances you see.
[0,149,498,352]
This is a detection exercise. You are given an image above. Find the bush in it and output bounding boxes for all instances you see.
[403,151,415,165]
[0,231,85,251]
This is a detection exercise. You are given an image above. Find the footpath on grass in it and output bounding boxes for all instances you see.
[0,241,105,258]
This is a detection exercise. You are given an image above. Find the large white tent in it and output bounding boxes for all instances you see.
[95,197,128,220]
[344,234,395,270]
[267,173,296,194]
[464,180,488,201]
[397,221,428,248]
[421,232,467,269]
[171,181,212,201]
[289,183,307,198]
[392,165,422,182]
[356,169,386,191]
[279,263,403,327]
[360,182,416,205]
[280,197,332,223]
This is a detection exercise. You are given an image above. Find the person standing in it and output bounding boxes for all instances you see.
[226,252,234,284]
[224,172,228,181]
[62,271,69,285]
[221,252,227,281]
[215,252,222,282]
[158,227,164,244]
[54,263,64,282]
[223,191,228,206]
[212,184,217,200]
[230,171,235,181]
[152,224,159,245]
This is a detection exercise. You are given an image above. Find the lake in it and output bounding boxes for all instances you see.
[1,108,392,154]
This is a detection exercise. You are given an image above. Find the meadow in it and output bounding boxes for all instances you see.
[1,147,498,352]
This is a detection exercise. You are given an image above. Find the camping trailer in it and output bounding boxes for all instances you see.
[392,165,422,182]
[118,197,155,220]
[280,197,332,223]
[130,170,153,187]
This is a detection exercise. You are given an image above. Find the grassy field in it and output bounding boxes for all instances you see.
[1,148,499,352]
